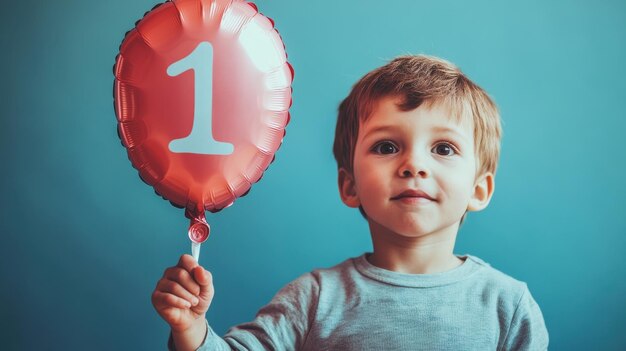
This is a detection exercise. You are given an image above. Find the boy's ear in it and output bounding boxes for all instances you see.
[338,168,361,208]
[467,172,495,212]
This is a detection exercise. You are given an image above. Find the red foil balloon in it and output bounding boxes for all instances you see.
[113,0,293,219]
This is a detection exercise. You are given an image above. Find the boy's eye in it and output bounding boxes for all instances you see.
[432,143,456,156]
[372,141,399,154]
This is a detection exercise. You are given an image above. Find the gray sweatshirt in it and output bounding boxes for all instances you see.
[171,254,548,350]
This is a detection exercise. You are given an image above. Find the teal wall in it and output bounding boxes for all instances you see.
[1,0,625,349]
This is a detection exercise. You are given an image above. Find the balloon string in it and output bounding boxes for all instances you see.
[192,242,201,262]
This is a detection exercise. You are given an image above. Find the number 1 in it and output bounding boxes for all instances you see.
[167,41,233,155]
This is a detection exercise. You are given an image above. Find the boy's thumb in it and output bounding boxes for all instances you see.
[193,266,211,286]
[191,266,214,312]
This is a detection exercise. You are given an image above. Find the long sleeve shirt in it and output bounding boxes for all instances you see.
[170,254,548,350]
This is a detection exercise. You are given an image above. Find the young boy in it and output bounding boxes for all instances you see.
[152,55,549,350]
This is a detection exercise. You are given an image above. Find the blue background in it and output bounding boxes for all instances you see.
[1,0,625,350]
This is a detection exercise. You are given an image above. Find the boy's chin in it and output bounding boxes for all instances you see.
[367,217,461,240]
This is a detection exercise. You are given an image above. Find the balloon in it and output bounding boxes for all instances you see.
[112,0,293,227]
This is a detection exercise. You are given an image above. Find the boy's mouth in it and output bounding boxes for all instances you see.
[391,189,435,201]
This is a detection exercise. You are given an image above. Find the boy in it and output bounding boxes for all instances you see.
[152,55,549,350]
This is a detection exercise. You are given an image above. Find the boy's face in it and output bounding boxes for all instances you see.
[339,96,494,240]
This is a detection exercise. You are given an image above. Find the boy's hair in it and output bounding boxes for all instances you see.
[333,55,502,179]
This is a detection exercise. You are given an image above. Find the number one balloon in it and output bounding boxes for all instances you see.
[113,0,293,261]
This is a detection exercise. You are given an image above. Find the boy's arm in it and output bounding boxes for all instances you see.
[169,272,320,351]
[500,285,549,351]
[221,273,319,350]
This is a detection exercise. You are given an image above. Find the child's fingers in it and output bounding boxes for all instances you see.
[164,267,201,296]
[157,279,200,307]
[152,290,192,310]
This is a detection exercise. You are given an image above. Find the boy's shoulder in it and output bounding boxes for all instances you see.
[287,255,360,288]
[464,255,528,287]
[462,255,538,315]
[464,254,530,293]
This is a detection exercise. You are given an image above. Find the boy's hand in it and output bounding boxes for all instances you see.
[152,254,214,333]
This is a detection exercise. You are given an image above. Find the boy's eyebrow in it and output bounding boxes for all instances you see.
[361,125,399,138]
[431,126,472,143]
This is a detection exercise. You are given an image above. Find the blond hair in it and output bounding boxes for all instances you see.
[333,55,502,178]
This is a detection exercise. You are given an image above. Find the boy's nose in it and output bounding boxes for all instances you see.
[400,168,428,178]
[398,158,429,178]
